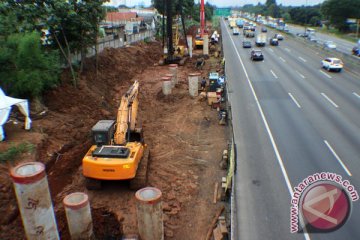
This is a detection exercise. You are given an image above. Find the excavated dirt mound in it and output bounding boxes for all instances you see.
[0,40,228,239]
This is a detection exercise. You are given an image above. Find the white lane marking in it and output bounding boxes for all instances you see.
[268,48,274,52]
[296,71,306,79]
[321,93,339,108]
[324,140,352,176]
[353,92,360,98]
[299,57,307,62]
[279,57,286,62]
[288,93,301,108]
[225,24,312,240]
[270,70,278,79]
[285,48,291,52]
[319,70,332,79]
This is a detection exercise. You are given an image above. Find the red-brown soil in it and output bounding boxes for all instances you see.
[0,41,228,239]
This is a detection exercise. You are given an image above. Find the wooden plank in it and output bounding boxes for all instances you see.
[213,182,219,204]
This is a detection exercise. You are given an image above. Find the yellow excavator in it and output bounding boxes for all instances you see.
[82,80,149,190]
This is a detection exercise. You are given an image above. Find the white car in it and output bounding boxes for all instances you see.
[323,41,336,49]
[233,28,240,35]
[321,58,343,72]
[275,34,284,40]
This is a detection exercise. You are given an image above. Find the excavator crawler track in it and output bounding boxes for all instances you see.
[85,177,102,190]
[129,148,150,190]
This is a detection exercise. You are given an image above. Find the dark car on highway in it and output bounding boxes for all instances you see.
[243,40,252,48]
[261,27,267,32]
[251,49,264,61]
[270,38,279,46]
[352,46,360,56]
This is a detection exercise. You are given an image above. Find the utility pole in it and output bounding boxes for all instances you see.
[162,0,165,48]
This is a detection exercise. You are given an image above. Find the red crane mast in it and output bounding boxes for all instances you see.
[200,0,205,36]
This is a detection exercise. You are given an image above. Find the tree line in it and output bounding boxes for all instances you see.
[237,0,360,32]
[1,0,216,102]
[0,0,106,102]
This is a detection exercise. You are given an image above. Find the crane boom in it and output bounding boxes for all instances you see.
[114,80,139,145]
[200,0,205,36]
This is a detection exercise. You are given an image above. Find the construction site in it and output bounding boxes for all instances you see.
[0,2,234,240]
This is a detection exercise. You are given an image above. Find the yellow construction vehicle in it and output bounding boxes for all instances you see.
[82,80,149,190]
[195,34,204,49]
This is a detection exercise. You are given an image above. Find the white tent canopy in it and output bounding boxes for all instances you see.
[0,88,32,141]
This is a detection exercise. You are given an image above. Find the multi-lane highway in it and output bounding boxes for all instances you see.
[222,19,360,240]
[286,24,357,56]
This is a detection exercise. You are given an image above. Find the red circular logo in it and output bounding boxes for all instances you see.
[301,182,351,232]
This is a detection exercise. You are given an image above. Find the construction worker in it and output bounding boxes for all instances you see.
[196,57,204,69]
[201,77,207,90]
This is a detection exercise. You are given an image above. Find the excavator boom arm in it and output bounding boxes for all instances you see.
[114,81,139,145]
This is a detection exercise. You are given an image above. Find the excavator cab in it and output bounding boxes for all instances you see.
[92,120,115,146]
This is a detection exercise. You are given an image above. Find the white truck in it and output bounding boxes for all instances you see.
[255,33,266,47]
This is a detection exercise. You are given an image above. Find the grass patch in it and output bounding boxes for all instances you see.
[212,16,220,30]
[315,27,357,43]
[0,142,35,162]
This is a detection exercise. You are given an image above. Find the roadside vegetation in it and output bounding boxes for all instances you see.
[235,0,360,40]
[0,0,106,102]
[0,142,35,162]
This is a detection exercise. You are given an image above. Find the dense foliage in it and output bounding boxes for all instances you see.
[289,6,322,26]
[0,0,107,96]
[237,0,360,32]
[321,0,360,32]
[0,32,60,98]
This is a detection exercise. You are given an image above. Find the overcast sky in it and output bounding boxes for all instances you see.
[107,0,324,7]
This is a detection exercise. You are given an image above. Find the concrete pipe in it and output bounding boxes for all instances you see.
[10,162,59,240]
[135,187,164,240]
[63,192,94,240]
[161,76,172,95]
[203,34,209,56]
[165,73,175,88]
[186,35,193,58]
[169,64,178,85]
[188,73,201,97]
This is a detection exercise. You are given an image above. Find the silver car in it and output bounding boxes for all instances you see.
[323,41,337,49]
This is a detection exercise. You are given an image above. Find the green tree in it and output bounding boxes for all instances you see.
[266,3,281,18]
[282,12,292,22]
[5,0,107,87]
[0,3,18,38]
[288,6,321,25]
[265,0,277,8]
[0,32,60,99]
[321,0,360,32]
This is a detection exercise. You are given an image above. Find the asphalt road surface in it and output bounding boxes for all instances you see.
[222,19,360,240]
[286,24,357,56]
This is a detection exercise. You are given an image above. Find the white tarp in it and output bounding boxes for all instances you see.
[0,88,31,141]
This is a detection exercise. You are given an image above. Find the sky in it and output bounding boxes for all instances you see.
[107,0,325,7]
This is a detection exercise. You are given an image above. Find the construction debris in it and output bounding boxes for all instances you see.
[205,206,225,240]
